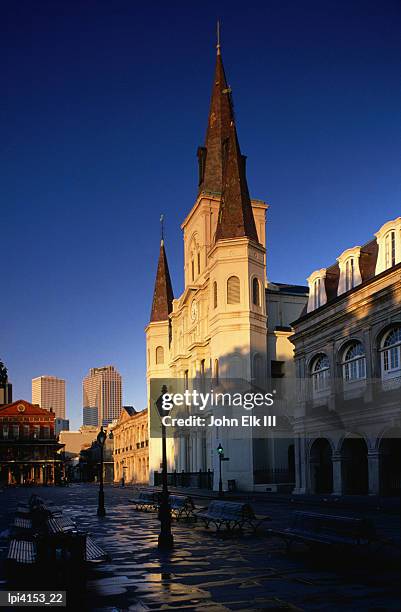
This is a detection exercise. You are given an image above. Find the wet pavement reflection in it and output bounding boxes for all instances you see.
[0,485,399,611]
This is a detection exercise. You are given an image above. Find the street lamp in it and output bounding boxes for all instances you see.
[121,459,127,487]
[217,443,224,497]
[97,427,109,517]
[155,385,174,550]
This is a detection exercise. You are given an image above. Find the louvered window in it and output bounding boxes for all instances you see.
[156,346,164,365]
[227,276,240,304]
[213,281,217,309]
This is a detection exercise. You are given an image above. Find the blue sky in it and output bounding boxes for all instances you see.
[1,1,400,429]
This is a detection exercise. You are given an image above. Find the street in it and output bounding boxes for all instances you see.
[0,484,399,611]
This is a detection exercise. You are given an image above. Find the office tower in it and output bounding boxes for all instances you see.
[82,365,122,426]
[32,376,66,419]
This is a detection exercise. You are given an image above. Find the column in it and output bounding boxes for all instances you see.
[179,435,186,472]
[332,452,344,496]
[293,436,307,495]
[368,450,381,496]
[196,432,203,471]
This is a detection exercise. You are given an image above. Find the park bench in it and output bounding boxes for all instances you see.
[47,516,77,535]
[7,539,37,565]
[169,495,195,521]
[130,491,159,511]
[197,501,271,532]
[7,498,110,581]
[86,536,110,562]
[269,511,377,552]
[13,517,33,531]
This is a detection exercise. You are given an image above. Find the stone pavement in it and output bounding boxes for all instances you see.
[0,484,399,611]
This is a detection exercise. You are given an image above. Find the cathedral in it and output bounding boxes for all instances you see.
[145,38,308,492]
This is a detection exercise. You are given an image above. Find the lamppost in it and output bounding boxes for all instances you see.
[121,459,127,487]
[217,443,224,497]
[155,385,174,550]
[97,427,113,517]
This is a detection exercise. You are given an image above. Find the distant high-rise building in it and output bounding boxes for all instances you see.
[55,417,70,436]
[32,376,66,419]
[82,366,122,426]
[0,360,12,406]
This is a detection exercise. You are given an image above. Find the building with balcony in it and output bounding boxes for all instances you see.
[291,217,401,496]
[0,399,64,485]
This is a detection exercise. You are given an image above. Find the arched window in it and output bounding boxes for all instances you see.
[227,276,240,304]
[252,277,260,306]
[213,281,217,309]
[197,252,201,275]
[214,359,219,384]
[155,346,164,365]
[311,354,330,393]
[342,342,366,381]
[380,326,401,379]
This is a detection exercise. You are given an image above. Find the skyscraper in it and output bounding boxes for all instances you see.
[32,375,66,419]
[82,365,122,426]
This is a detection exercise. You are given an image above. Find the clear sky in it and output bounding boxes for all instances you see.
[2,1,400,429]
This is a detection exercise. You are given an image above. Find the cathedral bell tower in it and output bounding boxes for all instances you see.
[145,235,174,483]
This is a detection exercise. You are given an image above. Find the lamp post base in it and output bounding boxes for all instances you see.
[158,532,174,550]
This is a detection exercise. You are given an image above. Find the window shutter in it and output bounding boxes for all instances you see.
[227,276,240,304]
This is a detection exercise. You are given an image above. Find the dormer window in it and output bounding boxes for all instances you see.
[314,279,321,308]
[345,258,354,291]
[307,269,327,313]
[337,247,362,296]
[385,231,396,269]
[375,217,401,274]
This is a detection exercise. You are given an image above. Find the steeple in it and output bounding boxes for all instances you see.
[197,28,235,194]
[215,121,258,243]
[150,239,174,322]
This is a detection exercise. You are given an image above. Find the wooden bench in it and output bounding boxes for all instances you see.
[13,517,33,530]
[130,491,159,511]
[47,516,77,535]
[86,536,110,562]
[169,495,195,521]
[269,511,377,552]
[7,540,37,565]
[197,501,270,532]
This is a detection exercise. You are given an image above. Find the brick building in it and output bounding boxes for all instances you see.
[0,399,64,485]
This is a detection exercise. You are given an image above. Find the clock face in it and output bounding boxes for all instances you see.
[190,299,198,321]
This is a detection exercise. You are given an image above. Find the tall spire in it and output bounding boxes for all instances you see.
[197,26,235,194]
[215,121,258,243]
[150,232,174,323]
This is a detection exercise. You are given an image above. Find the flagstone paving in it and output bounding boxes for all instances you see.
[0,485,399,611]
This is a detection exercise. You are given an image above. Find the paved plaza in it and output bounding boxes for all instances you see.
[0,484,399,611]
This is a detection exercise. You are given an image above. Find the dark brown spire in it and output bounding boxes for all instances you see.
[198,49,235,194]
[150,240,174,322]
[215,121,258,243]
